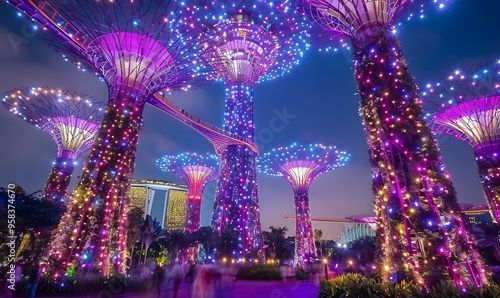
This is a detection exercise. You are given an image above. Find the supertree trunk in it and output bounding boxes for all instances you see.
[187,193,202,233]
[354,29,487,286]
[474,142,500,223]
[293,187,316,267]
[212,83,263,259]
[44,153,75,207]
[45,91,145,277]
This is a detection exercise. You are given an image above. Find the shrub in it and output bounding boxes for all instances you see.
[295,268,309,281]
[15,273,150,294]
[320,274,500,298]
[236,265,281,280]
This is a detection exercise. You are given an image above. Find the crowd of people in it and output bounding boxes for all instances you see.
[153,262,238,298]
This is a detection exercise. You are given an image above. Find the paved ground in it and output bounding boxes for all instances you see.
[17,280,319,298]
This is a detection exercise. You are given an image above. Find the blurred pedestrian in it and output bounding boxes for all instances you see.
[169,264,185,298]
[154,263,165,298]
[25,263,40,298]
[192,265,215,298]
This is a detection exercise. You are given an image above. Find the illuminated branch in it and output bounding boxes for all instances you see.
[299,0,487,287]
[423,59,500,224]
[196,0,310,260]
[157,153,219,233]
[2,87,103,206]
[257,143,349,266]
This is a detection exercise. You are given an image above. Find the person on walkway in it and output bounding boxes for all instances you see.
[154,263,166,298]
[191,264,215,298]
[169,263,185,298]
[25,263,40,298]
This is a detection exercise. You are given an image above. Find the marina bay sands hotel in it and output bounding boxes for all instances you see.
[127,180,188,230]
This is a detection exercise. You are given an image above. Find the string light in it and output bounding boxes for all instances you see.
[257,143,350,267]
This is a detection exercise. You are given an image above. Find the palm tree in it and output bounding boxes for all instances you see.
[126,207,144,268]
[0,187,63,264]
[314,229,323,257]
[346,236,376,265]
[216,226,239,260]
[162,229,189,263]
[140,215,166,265]
[471,224,500,264]
[193,226,217,257]
[263,226,291,263]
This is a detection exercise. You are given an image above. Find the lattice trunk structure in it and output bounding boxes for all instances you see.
[281,161,317,266]
[292,188,316,264]
[301,0,488,286]
[203,14,279,259]
[475,143,500,222]
[212,84,263,258]
[184,165,215,233]
[43,117,100,206]
[48,95,145,277]
[356,30,486,286]
[46,32,176,277]
[44,155,74,206]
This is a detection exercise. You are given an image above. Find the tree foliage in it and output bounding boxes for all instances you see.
[262,226,293,263]
[0,186,63,265]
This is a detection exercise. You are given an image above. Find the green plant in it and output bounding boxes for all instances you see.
[236,265,281,280]
[295,267,310,280]
[320,273,500,298]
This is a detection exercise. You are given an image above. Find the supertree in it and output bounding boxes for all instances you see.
[422,59,500,223]
[5,0,211,277]
[299,0,488,287]
[195,0,310,260]
[257,143,349,267]
[2,87,103,208]
[156,152,219,233]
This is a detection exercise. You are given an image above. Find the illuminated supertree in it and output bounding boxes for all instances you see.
[196,0,310,259]
[257,143,349,267]
[299,0,488,287]
[2,87,103,207]
[6,0,210,277]
[422,59,500,223]
[156,152,219,233]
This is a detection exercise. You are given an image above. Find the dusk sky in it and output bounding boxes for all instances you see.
[1,1,499,240]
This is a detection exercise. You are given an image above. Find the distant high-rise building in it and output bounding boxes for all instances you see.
[128,180,188,230]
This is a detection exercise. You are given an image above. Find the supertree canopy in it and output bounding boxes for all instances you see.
[422,59,500,223]
[156,152,219,233]
[195,0,310,260]
[9,0,211,278]
[299,0,488,287]
[2,87,103,207]
[257,143,349,267]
